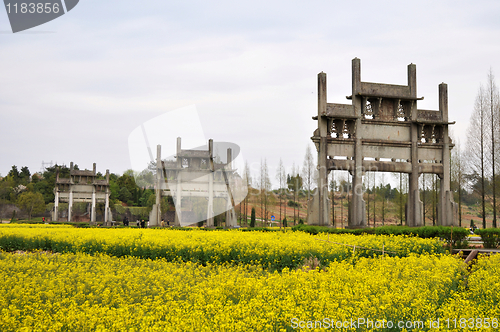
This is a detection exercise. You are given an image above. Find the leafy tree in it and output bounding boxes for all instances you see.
[17,192,45,220]
[19,166,30,184]
[7,166,19,184]
[139,189,154,207]
[38,164,71,204]
[118,187,133,205]
[109,173,120,202]
[0,176,15,202]
[117,171,139,205]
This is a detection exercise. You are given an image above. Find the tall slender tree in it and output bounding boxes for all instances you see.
[329,171,336,228]
[302,145,315,220]
[276,158,286,226]
[262,159,271,225]
[487,70,499,228]
[466,86,488,229]
[287,163,302,225]
[259,159,265,225]
[421,173,427,226]
[372,172,376,227]
[243,161,251,225]
[451,138,466,227]
[365,171,371,225]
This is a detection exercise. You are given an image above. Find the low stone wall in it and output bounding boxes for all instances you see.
[0,203,25,219]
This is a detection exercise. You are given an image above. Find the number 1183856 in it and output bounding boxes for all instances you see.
[5,3,60,14]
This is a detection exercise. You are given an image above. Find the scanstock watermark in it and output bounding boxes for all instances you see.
[290,317,499,330]
[3,0,79,33]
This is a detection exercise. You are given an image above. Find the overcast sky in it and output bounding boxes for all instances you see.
[1,0,500,186]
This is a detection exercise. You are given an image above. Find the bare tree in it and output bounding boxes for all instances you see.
[288,163,302,225]
[243,160,251,225]
[372,172,376,227]
[486,70,500,228]
[393,172,408,225]
[379,173,387,226]
[338,172,347,228]
[259,159,265,225]
[302,144,316,220]
[263,159,271,225]
[329,171,336,228]
[466,85,488,229]
[365,171,371,225]
[451,138,466,227]
[276,158,286,226]
[420,173,427,225]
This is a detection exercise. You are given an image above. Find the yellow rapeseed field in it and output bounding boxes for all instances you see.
[0,225,497,331]
[0,225,445,270]
[0,251,472,332]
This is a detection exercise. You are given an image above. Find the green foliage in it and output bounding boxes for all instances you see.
[118,187,133,205]
[139,189,154,207]
[16,192,45,220]
[287,174,303,192]
[0,176,14,202]
[287,200,300,207]
[475,228,500,248]
[39,164,70,204]
[7,166,20,183]
[250,207,256,228]
[116,171,139,205]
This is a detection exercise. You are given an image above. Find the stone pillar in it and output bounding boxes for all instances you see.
[438,83,455,226]
[53,188,59,222]
[91,186,96,223]
[53,167,59,221]
[407,63,423,227]
[207,140,214,227]
[314,71,331,226]
[104,170,110,225]
[349,58,366,228]
[105,188,110,225]
[174,137,182,226]
[68,187,73,222]
[149,145,162,227]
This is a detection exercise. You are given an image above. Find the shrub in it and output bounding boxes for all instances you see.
[250,208,256,228]
[475,228,500,249]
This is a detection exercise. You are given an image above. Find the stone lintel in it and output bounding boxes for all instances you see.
[360,82,412,99]
[326,103,357,118]
[328,159,444,175]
